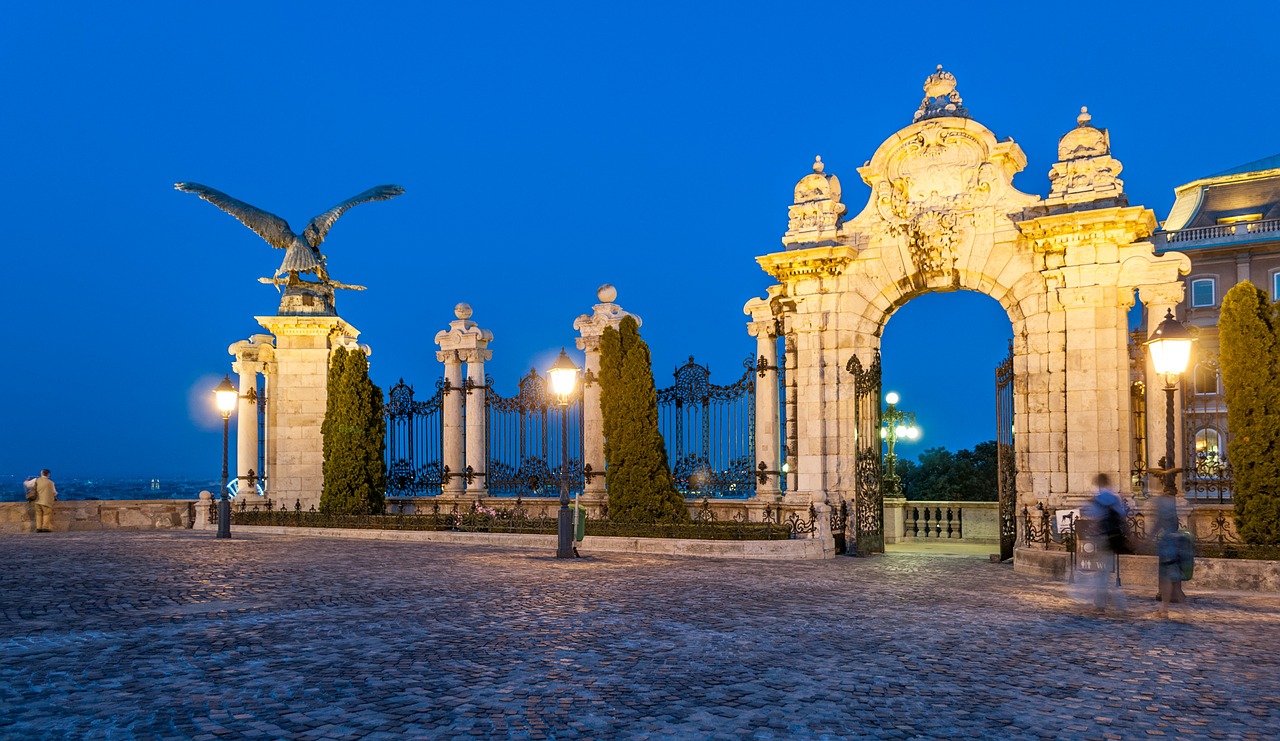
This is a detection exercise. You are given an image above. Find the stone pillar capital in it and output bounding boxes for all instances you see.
[574,285,640,351]
[1138,283,1185,308]
[434,303,494,360]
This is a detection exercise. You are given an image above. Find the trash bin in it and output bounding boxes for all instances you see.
[573,503,587,542]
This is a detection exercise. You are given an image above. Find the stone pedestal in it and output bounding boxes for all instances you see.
[256,313,361,512]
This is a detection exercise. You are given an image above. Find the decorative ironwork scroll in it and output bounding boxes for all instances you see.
[384,379,444,496]
[486,370,583,497]
[847,350,884,555]
[995,341,1017,561]
[656,356,757,498]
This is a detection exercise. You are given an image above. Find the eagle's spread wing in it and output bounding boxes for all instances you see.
[174,182,295,250]
[302,185,405,249]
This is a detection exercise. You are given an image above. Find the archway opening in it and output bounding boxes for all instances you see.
[879,290,1013,556]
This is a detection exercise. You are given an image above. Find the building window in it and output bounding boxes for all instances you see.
[1273,271,1280,302]
[1193,429,1224,477]
[1192,365,1220,395]
[1190,278,1215,308]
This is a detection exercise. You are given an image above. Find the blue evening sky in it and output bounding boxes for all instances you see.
[3,1,1276,479]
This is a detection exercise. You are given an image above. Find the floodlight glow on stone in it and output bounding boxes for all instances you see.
[214,375,238,416]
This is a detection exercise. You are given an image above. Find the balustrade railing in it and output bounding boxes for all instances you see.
[1153,218,1280,247]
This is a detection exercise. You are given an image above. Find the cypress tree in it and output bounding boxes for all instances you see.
[598,315,689,523]
[1218,282,1280,544]
[321,346,387,514]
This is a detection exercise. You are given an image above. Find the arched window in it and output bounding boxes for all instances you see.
[1194,428,1223,476]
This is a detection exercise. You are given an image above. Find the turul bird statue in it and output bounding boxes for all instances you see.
[174,182,405,290]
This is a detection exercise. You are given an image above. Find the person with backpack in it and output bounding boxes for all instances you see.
[1153,489,1191,619]
[1082,473,1130,614]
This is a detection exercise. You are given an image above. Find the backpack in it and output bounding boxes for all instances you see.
[1100,505,1132,555]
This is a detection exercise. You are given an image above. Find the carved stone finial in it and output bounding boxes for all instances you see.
[597,284,617,303]
[914,65,969,122]
[1046,106,1125,208]
[454,302,473,320]
[1077,106,1091,127]
[784,156,846,248]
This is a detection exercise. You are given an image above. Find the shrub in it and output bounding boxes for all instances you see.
[320,346,387,514]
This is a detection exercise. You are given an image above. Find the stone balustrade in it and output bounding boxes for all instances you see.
[884,500,999,545]
[0,500,197,533]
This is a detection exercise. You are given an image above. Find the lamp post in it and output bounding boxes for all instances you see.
[549,348,580,559]
[213,375,238,539]
[881,391,920,499]
[1145,310,1195,497]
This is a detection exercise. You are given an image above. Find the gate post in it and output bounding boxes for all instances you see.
[746,304,780,501]
[574,285,640,513]
[436,303,491,501]
[228,334,273,498]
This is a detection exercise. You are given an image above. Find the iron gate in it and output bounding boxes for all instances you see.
[486,370,584,497]
[847,350,883,555]
[656,356,756,498]
[995,342,1017,561]
[384,379,445,496]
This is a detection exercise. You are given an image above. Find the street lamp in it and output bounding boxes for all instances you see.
[213,375,238,539]
[881,391,920,499]
[1145,310,1195,497]
[548,348,580,559]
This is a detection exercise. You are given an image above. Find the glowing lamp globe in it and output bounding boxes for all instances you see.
[548,348,580,402]
[1146,310,1194,377]
[885,392,900,405]
[214,375,238,417]
[906,427,919,440]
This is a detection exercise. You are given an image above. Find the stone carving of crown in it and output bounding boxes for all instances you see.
[914,64,970,123]
[784,156,847,249]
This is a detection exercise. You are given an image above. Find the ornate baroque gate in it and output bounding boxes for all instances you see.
[486,370,584,497]
[384,379,445,496]
[656,356,756,498]
[847,350,883,555]
[995,343,1017,561]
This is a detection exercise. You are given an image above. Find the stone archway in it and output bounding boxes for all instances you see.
[744,67,1189,552]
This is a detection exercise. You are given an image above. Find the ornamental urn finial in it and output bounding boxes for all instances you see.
[914,64,969,122]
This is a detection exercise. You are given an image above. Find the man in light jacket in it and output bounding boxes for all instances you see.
[32,469,57,532]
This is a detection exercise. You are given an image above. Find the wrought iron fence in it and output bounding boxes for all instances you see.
[486,370,583,498]
[1182,356,1233,502]
[384,379,445,497]
[230,498,805,540]
[656,356,756,498]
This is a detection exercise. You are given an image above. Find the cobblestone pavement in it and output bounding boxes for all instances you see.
[2,532,1278,740]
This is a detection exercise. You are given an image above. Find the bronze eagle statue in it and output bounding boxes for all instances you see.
[174,182,404,286]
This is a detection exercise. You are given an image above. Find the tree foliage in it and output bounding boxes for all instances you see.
[598,315,689,523]
[899,441,999,502]
[1218,282,1280,544]
[321,346,387,515]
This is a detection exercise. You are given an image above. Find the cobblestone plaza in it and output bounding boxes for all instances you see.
[2,532,1277,739]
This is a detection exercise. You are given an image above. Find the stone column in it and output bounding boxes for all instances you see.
[435,304,493,501]
[573,284,640,511]
[256,313,361,512]
[745,299,781,501]
[228,334,274,497]
[438,351,464,498]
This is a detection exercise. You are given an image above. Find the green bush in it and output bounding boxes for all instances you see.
[320,346,387,515]
[598,316,690,523]
[1219,282,1280,544]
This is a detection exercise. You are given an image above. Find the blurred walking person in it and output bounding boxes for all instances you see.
[31,469,57,533]
[1082,473,1130,614]
[1153,490,1190,619]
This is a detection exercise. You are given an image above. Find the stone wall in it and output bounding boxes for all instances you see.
[0,501,196,534]
[1013,546,1280,592]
